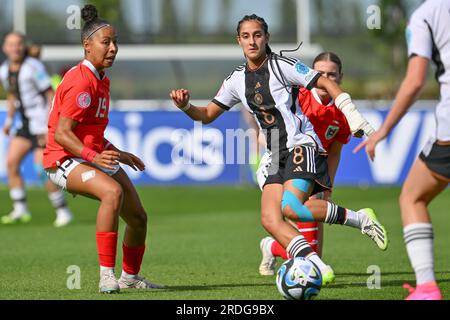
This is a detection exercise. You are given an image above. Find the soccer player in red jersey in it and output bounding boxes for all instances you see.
[258,53,360,282]
[43,5,163,293]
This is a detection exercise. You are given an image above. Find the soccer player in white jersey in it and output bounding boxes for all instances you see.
[0,32,73,227]
[171,15,389,287]
[356,0,450,300]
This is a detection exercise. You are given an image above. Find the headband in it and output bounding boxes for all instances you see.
[86,24,111,40]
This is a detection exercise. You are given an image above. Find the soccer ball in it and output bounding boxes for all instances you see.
[276,257,322,300]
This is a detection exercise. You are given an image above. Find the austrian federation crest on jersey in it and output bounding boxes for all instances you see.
[325,125,339,140]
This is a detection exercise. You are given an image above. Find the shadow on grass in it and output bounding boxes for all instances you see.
[114,282,276,295]
[327,271,450,289]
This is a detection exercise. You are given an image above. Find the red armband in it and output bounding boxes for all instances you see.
[81,147,97,162]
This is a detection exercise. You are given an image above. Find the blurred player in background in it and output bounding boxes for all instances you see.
[356,0,450,300]
[43,4,163,294]
[258,52,353,277]
[0,31,73,227]
[171,14,387,287]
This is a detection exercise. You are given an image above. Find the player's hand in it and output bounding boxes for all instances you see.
[170,89,190,110]
[2,124,11,136]
[92,150,121,170]
[353,129,387,161]
[118,151,145,171]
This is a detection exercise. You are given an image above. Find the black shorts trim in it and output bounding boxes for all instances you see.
[419,142,450,180]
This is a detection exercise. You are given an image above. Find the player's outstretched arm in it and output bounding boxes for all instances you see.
[353,56,428,161]
[55,116,120,170]
[170,88,225,124]
[316,77,374,137]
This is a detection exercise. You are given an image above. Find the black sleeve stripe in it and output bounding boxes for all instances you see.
[275,56,295,66]
[305,72,321,90]
[275,54,297,65]
[280,56,298,64]
[226,65,245,81]
[212,99,231,111]
[225,73,234,81]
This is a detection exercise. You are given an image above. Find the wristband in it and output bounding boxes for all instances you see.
[180,103,192,112]
[81,147,98,162]
[335,93,375,136]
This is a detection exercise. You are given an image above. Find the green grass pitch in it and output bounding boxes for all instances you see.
[0,185,449,300]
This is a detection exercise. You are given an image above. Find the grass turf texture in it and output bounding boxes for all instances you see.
[0,186,449,300]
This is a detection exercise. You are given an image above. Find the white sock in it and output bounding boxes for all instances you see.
[10,188,29,214]
[121,270,137,279]
[286,235,314,258]
[49,191,68,210]
[403,223,435,285]
[100,266,115,274]
[344,209,363,229]
[56,207,72,218]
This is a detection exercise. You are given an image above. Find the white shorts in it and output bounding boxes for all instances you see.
[46,158,121,191]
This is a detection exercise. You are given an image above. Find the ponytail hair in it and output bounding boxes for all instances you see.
[81,4,110,42]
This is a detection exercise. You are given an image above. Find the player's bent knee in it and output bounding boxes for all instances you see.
[281,190,315,222]
[261,213,280,234]
[134,211,148,228]
[102,184,124,207]
[128,206,147,224]
[399,187,420,207]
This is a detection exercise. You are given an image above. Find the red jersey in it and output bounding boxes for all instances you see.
[44,60,110,169]
[298,88,351,152]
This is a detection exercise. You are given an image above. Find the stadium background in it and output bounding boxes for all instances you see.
[0,0,449,301]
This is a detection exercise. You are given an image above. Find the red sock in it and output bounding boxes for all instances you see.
[271,240,289,260]
[122,243,146,275]
[96,232,118,268]
[297,222,319,253]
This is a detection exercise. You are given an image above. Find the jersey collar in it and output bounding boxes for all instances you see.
[82,59,105,80]
[311,88,334,107]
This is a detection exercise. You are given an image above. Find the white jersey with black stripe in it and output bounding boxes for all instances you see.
[213,54,325,155]
[0,57,51,135]
[406,0,450,141]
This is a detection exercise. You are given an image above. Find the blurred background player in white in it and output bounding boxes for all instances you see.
[0,31,73,227]
[240,107,266,184]
[171,15,387,286]
[355,0,450,300]
[259,52,356,278]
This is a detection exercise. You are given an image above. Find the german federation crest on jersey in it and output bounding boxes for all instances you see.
[77,92,91,109]
[325,125,339,140]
